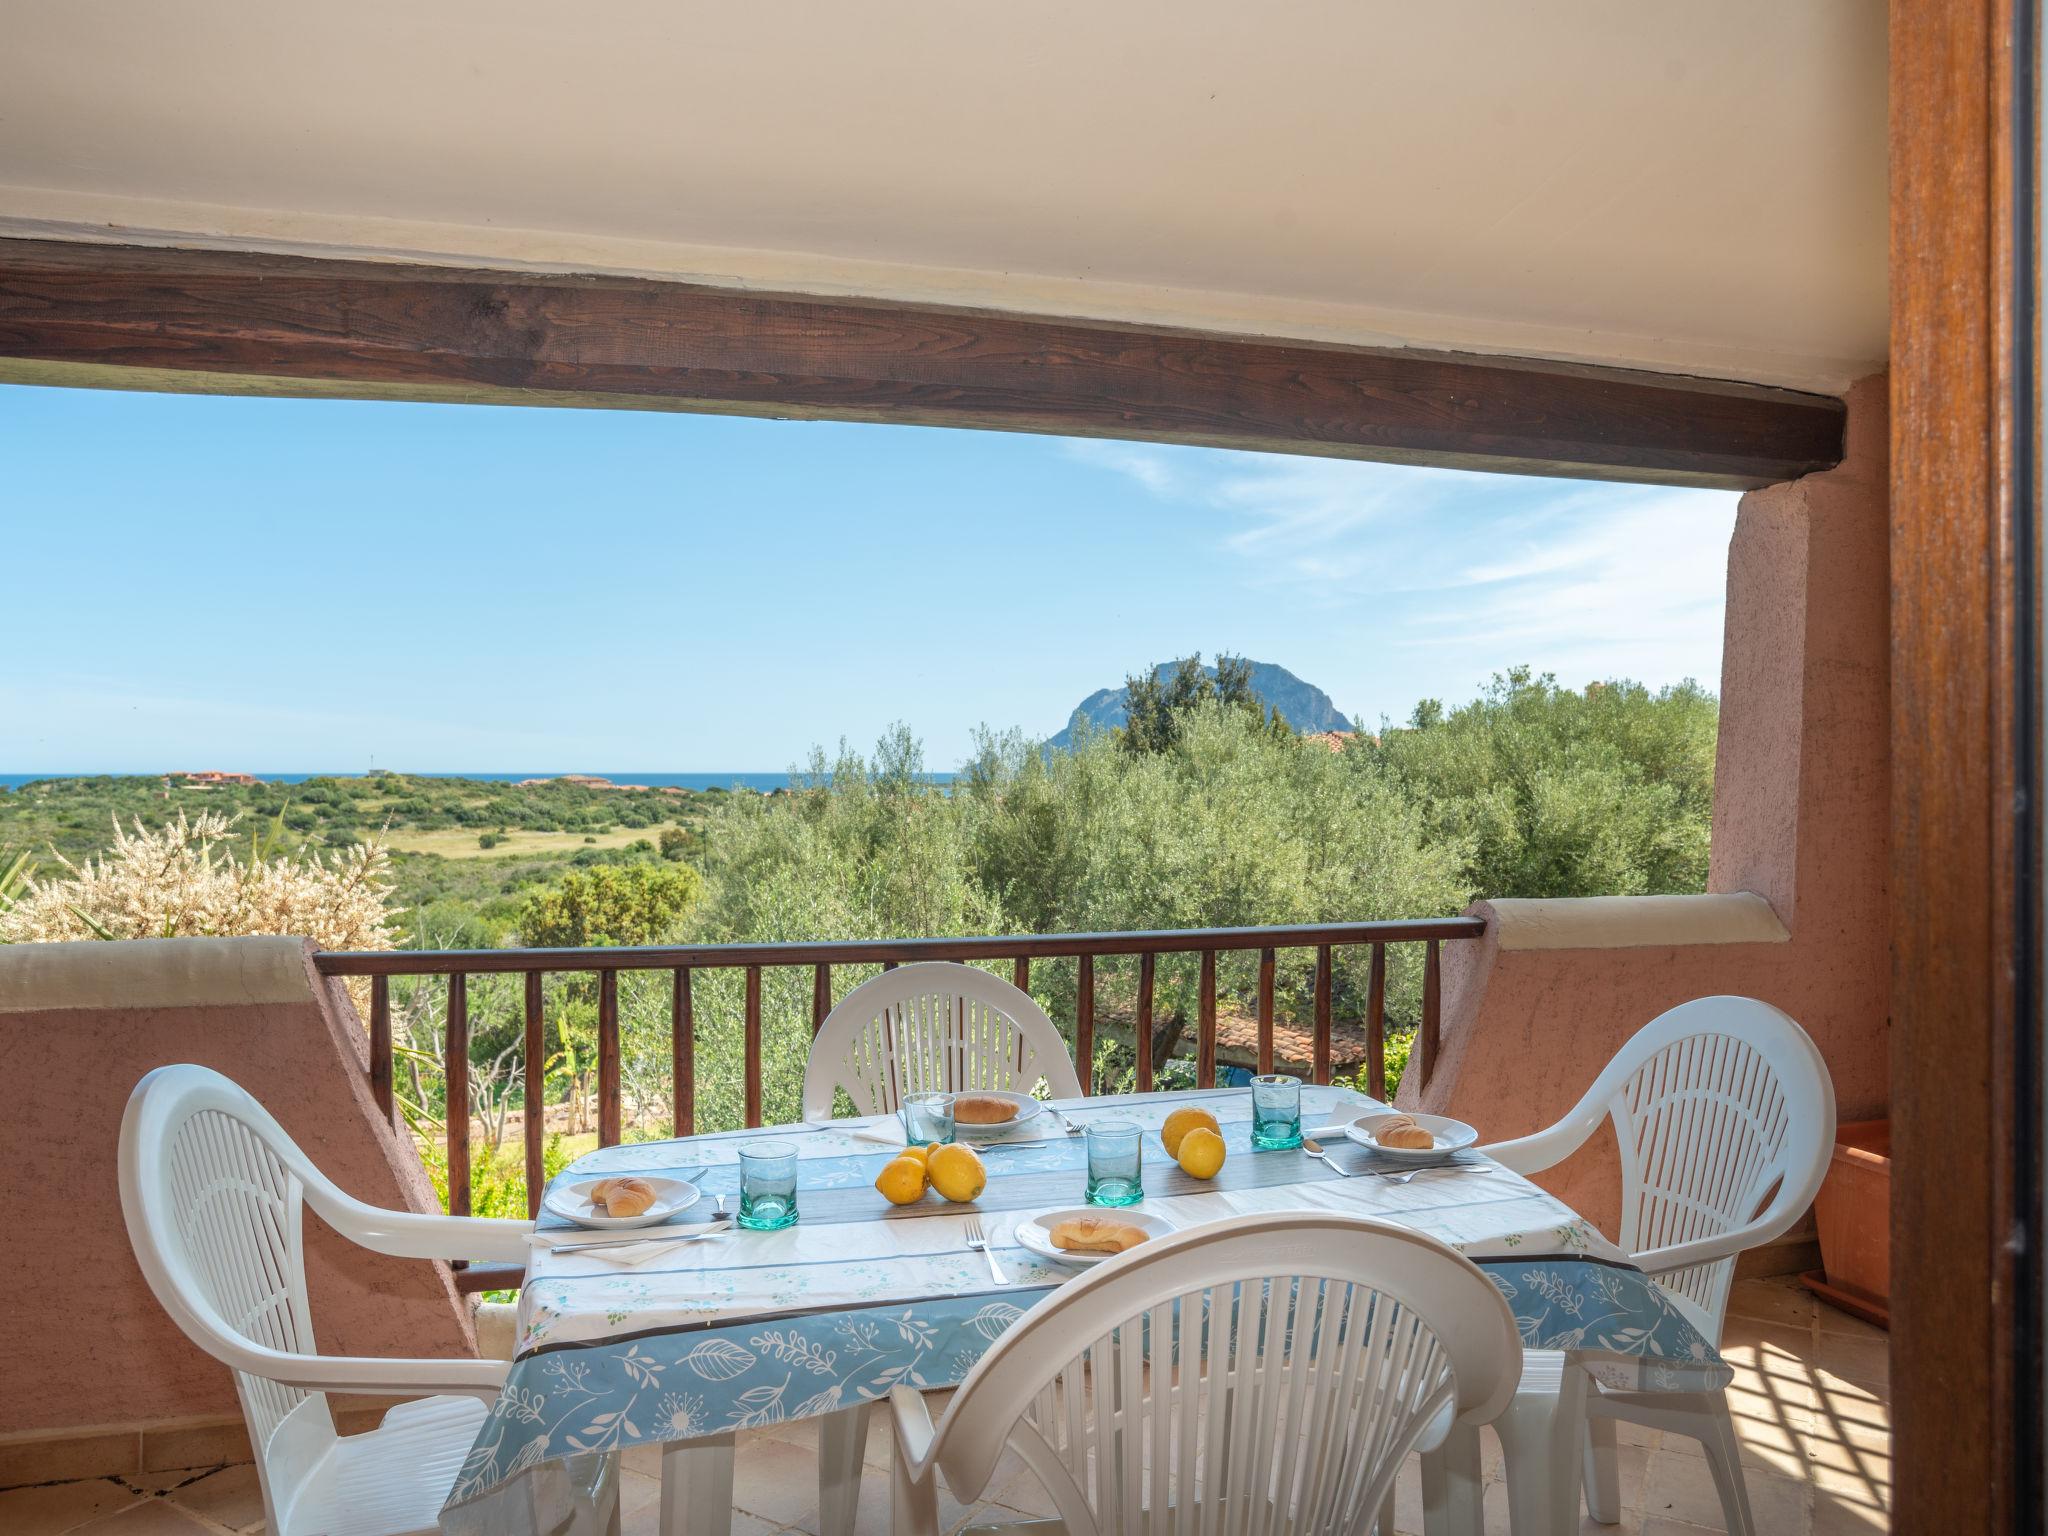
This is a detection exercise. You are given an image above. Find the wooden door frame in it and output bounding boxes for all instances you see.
[1890,0,2044,1528]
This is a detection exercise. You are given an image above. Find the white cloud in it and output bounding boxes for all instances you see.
[1059,439,1184,497]
[1064,441,1742,714]
[1213,459,1473,562]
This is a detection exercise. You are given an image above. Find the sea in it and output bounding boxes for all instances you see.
[0,771,953,792]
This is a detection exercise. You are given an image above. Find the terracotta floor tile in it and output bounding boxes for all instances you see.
[1812,1331,1890,1393]
[0,1477,143,1536]
[161,1466,263,1534]
[1644,1447,1809,1532]
[1805,1453,1890,1514]
[1811,1306,1887,1342]
[69,1500,225,1535]
[731,1432,826,1530]
[978,1450,1059,1519]
[1811,1488,1891,1534]
[1728,1277,1823,1329]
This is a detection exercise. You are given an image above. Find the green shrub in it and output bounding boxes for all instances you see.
[420,1132,571,1220]
[519,863,704,947]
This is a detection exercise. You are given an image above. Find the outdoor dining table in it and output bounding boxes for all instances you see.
[439,1085,1731,1536]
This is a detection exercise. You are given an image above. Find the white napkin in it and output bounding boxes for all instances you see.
[529,1221,728,1267]
[846,1117,909,1146]
[974,1116,1067,1144]
[846,1111,1061,1145]
[1304,1124,1355,1141]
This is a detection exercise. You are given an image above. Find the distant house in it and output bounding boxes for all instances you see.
[512,774,663,793]
[1302,731,1358,753]
[176,770,263,787]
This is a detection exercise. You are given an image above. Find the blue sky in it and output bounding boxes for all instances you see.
[2,384,1739,773]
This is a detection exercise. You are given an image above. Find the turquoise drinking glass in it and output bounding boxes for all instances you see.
[901,1091,956,1146]
[1085,1120,1144,1206]
[1250,1073,1303,1149]
[737,1140,799,1230]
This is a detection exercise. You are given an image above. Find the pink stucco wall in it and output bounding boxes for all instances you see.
[0,937,476,1438]
[1406,374,1890,1237]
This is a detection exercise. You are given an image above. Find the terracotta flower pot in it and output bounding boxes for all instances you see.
[1800,1118,1890,1328]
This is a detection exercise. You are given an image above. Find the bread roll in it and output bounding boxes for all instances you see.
[1049,1215,1150,1254]
[952,1094,1018,1125]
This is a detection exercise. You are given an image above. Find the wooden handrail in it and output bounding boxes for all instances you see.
[312,917,1484,976]
[322,916,1484,1227]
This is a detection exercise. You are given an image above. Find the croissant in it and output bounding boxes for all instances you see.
[1369,1115,1435,1151]
[606,1185,657,1217]
[1049,1215,1150,1254]
[596,1177,658,1217]
[952,1094,1018,1125]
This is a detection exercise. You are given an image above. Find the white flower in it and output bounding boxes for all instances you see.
[657,1393,706,1438]
[0,809,398,1015]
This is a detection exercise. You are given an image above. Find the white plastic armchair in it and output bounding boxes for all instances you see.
[887,1212,1522,1536]
[1466,996,1836,1536]
[118,1064,598,1536]
[802,961,1083,1121]
[1478,994,1836,1336]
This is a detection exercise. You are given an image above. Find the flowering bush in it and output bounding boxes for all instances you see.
[0,809,397,950]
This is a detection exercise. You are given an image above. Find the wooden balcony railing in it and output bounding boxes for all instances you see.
[312,918,1483,1245]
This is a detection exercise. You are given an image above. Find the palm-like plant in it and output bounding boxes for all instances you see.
[0,847,34,917]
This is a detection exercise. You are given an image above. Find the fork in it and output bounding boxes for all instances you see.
[1369,1163,1487,1187]
[963,1213,1007,1284]
[1051,1108,1085,1137]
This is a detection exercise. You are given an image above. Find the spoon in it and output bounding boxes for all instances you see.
[1300,1137,1354,1178]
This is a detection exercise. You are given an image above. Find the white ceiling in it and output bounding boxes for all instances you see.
[0,1,1887,393]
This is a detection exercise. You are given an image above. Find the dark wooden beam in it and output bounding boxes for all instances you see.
[0,237,1842,489]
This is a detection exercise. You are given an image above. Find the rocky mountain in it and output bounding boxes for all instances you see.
[1047,659,1353,749]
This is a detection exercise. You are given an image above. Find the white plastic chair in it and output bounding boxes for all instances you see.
[887,1212,1523,1536]
[803,962,1086,1535]
[801,961,1085,1120]
[1439,996,1837,1535]
[118,1064,615,1536]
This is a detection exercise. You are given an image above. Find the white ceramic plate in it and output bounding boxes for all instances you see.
[1341,1112,1479,1164]
[948,1090,1045,1140]
[542,1175,702,1230]
[1015,1206,1177,1267]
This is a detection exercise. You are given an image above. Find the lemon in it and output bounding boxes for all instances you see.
[1176,1126,1226,1180]
[1161,1106,1221,1158]
[895,1143,933,1168]
[875,1155,929,1205]
[927,1142,988,1203]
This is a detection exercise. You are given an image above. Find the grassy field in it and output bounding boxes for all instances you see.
[0,773,719,949]
[381,826,658,859]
